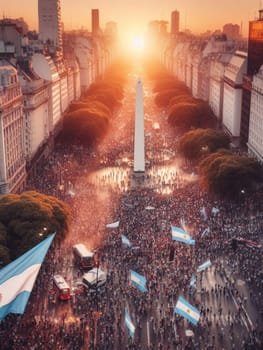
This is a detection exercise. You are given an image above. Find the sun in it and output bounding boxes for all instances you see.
[131,35,144,51]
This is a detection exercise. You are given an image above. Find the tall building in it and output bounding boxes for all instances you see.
[38,0,62,53]
[247,9,263,76]
[240,9,263,146]
[171,10,180,35]
[223,23,240,40]
[92,9,100,35]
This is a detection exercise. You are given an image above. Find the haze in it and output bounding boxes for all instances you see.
[0,0,261,38]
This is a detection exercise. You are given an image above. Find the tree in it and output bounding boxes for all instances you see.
[62,107,110,146]
[199,151,263,198]
[86,81,124,101]
[167,102,202,128]
[155,88,190,108]
[178,128,231,161]
[168,101,214,130]
[68,100,112,117]
[168,95,200,110]
[0,191,70,265]
[153,79,188,93]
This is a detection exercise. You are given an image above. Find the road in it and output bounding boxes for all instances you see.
[24,66,262,350]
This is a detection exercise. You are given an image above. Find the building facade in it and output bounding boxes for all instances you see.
[247,65,263,161]
[0,61,26,194]
[222,51,247,137]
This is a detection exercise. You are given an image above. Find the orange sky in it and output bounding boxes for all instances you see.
[0,0,261,38]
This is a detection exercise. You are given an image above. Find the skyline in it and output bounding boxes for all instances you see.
[0,0,262,38]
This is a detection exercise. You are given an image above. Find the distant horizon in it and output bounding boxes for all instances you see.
[0,0,262,39]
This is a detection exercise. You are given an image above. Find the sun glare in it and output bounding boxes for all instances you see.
[131,35,144,51]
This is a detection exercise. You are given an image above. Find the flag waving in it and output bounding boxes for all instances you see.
[0,234,55,320]
[171,226,195,246]
[125,308,135,338]
[197,259,212,272]
[190,274,197,289]
[130,270,148,292]
[121,235,132,248]
[106,221,120,228]
[174,296,200,325]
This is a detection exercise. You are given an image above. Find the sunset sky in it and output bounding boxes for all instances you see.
[0,0,261,38]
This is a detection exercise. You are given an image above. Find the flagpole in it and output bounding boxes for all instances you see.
[92,252,101,349]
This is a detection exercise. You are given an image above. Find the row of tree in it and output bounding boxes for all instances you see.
[0,191,70,266]
[148,62,263,198]
[60,60,130,147]
[149,64,216,130]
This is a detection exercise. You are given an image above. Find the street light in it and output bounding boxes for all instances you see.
[38,226,47,237]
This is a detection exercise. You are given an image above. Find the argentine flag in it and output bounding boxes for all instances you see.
[0,234,55,320]
[200,206,207,221]
[201,227,210,238]
[174,296,200,325]
[190,274,197,289]
[125,308,135,338]
[197,259,212,272]
[121,235,132,248]
[171,226,195,246]
[130,270,148,292]
[106,220,120,228]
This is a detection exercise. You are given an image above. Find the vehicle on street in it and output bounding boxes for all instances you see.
[53,274,71,300]
[73,243,95,270]
[82,267,107,290]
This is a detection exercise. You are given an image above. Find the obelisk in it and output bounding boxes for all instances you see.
[133,77,145,173]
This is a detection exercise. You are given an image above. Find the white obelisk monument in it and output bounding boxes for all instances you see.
[134,77,145,173]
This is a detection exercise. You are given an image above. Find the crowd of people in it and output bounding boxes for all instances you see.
[0,75,262,350]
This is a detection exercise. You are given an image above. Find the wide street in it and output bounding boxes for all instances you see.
[10,67,263,350]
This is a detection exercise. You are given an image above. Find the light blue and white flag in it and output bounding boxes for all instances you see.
[180,217,185,227]
[197,259,212,272]
[0,234,55,320]
[174,296,200,325]
[125,308,135,338]
[106,220,119,228]
[190,274,196,289]
[121,235,132,248]
[68,189,75,197]
[201,227,210,238]
[145,206,155,210]
[130,270,148,292]
[200,206,207,221]
[171,226,195,246]
[211,207,220,215]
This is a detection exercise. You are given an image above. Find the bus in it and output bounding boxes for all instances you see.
[53,274,71,301]
[73,243,95,270]
[82,267,107,290]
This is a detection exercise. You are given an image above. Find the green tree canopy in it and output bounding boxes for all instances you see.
[0,191,70,265]
[155,87,190,108]
[168,101,214,130]
[62,107,110,146]
[69,99,112,117]
[199,150,263,198]
[86,81,124,101]
[153,79,188,93]
[168,95,200,110]
[178,128,231,161]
